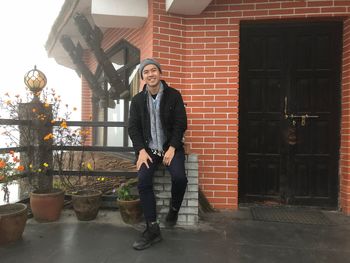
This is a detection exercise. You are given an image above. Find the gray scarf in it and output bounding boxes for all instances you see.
[147,84,165,153]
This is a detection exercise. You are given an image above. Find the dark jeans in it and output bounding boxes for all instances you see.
[137,150,188,222]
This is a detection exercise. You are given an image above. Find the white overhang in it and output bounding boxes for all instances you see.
[45,0,94,69]
[46,0,148,69]
[166,0,212,15]
[45,0,212,69]
[91,0,148,29]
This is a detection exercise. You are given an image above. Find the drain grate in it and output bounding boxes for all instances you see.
[250,207,333,225]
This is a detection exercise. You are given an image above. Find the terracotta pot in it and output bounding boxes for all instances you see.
[72,190,102,221]
[30,188,64,222]
[117,198,143,224]
[0,203,27,246]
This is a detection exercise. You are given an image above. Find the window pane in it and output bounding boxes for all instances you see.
[107,127,123,146]
[110,49,125,70]
[107,100,124,146]
[129,64,140,97]
[95,105,104,146]
[108,100,124,122]
[128,100,132,147]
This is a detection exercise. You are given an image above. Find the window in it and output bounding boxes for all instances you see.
[92,40,140,147]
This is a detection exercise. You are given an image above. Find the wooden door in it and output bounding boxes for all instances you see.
[238,22,342,207]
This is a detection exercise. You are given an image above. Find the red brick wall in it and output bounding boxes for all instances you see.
[80,53,93,145]
[151,0,350,211]
[81,0,350,212]
[341,18,350,215]
[151,1,239,209]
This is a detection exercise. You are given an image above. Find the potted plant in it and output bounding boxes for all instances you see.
[0,151,28,246]
[1,75,123,224]
[21,67,65,222]
[68,161,102,221]
[28,162,64,222]
[1,84,67,222]
[71,189,102,221]
[116,178,142,224]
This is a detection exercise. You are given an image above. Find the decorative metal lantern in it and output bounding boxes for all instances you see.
[24,65,47,102]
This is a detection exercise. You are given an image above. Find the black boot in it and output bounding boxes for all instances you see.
[165,207,179,227]
[133,222,162,250]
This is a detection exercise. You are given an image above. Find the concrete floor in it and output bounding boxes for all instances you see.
[1,208,350,263]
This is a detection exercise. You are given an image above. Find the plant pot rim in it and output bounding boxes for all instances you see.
[117,198,140,203]
[0,203,28,218]
[31,188,64,197]
[72,190,103,197]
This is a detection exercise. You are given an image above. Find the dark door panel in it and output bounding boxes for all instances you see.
[239,21,342,207]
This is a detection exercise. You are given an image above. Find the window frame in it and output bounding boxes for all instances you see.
[91,39,140,147]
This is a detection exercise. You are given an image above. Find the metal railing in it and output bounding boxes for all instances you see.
[0,118,136,179]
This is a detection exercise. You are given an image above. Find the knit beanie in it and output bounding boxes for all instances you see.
[139,58,162,79]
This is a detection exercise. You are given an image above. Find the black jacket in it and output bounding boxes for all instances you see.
[128,80,187,155]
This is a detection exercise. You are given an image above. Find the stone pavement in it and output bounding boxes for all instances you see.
[1,208,350,263]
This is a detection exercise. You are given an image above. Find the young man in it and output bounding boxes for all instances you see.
[128,58,188,250]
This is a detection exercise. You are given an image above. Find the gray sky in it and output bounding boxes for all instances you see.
[0,1,83,204]
[0,0,81,120]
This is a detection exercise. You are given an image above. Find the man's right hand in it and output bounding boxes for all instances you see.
[136,149,153,170]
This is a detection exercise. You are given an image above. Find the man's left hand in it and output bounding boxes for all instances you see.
[163,146,175,166]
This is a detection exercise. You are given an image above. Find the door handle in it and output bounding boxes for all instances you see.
[283,96,319,126]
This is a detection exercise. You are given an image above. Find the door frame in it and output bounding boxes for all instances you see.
[238,20,342,208]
